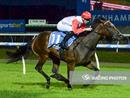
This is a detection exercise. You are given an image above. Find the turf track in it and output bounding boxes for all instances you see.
[0,60,130,98]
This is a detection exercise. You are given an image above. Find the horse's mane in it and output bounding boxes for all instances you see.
[93,17,107,23]
[91,17,107,29]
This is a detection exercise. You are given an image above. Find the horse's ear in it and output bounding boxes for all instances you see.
[93,17,107,25]
[91,17,102,26]
[91,16,107,29]
[96,16,107,21]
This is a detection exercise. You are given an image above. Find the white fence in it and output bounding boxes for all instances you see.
[0,33,130,48]
[0,27,130,74]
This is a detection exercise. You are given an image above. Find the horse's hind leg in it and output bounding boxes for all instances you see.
[35,56,50,89]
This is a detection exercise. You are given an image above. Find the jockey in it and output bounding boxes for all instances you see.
[57,11,92,50]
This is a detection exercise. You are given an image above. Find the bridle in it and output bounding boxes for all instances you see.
[96,19,122,40]
[94,19,114,36]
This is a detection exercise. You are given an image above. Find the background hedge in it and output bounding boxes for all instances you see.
[0,47,130,63]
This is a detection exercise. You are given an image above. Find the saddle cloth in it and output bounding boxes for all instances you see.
[48,31,77,50]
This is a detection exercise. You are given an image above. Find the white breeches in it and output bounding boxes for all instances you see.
[57,21,72,32]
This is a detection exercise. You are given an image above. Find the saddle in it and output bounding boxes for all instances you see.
[48,31,77,50]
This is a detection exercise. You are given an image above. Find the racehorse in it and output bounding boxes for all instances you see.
[6,17,124,89]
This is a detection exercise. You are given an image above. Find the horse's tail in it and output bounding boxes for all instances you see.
[6,42,31,63]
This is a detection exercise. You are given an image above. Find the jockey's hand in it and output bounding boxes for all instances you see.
[84,27,92,31]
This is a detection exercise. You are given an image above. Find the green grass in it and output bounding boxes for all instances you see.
[0,60,130,98]
[97,51,130,63]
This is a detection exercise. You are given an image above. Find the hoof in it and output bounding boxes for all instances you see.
[46,80,50,89]
[50,73,61,80]
[67,84,72,89]
[46,83,50,89]
[50,74,56,78]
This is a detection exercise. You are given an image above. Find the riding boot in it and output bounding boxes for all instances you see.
[60,32,73,50]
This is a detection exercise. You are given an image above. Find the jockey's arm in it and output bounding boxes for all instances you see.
[83,19,92,31]
[72,19,85,35]
[84,26,92,31]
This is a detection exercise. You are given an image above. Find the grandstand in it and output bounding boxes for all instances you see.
[101,0,130,6]
[0,0,76,23]
[91,0,130,10]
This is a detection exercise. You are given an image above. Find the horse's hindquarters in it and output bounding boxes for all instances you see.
[32,32,51,56]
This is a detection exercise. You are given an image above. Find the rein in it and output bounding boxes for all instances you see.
[80,20,110,51]
[72,19,112,51]
[94,20,111,36]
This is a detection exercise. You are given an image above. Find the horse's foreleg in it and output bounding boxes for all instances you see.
[86,62,100,78]
[86,53,100,71]
[84,61,100,85]
[35,56,50,89]
[86,62,100,71]
[50,58,69,84]
[67,63,75,89]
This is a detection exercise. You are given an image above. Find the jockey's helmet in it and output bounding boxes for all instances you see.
[81,11,92,20]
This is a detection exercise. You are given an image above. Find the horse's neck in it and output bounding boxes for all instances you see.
[74,31,101,65]
[82,31,101,49]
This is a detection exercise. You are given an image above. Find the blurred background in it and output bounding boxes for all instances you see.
[0,0,76,23]
[0,0,130,62]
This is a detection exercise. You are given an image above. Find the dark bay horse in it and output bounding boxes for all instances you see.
[6,17,124,89]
